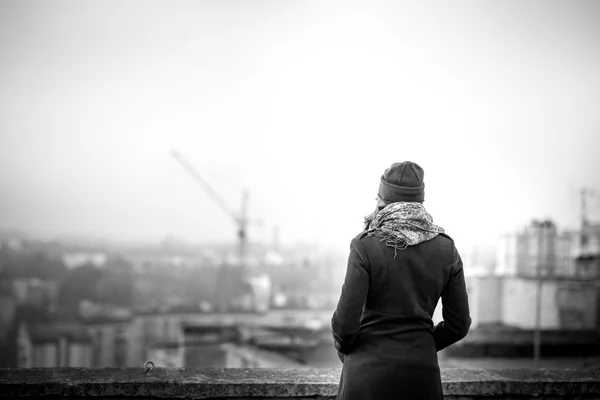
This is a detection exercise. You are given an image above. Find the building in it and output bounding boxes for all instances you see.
[496,220,576,277]
[181,323,306,368]
[84,316,133,367]
[225,344,308,368]
[474,219,600,331]
[571,222,600,280]
[575,222,600,255]
[127,311,190,367]
[463,274,600,330]
[497,219,600,280]
[11,278,60,313]
[182,324,241,368]
[126,308,335,367]
[16,322,93,368]
[0,279,18,367]
[147,341,184,368]
[465,274,503,328]
[61,252,107,269]
[502,276,599,329]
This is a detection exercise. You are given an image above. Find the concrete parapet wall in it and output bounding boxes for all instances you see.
[1,367,599,399]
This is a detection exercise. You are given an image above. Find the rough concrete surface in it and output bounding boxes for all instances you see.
[0,367,599,399]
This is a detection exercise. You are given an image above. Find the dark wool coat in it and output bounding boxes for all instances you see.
[332,231,471,400]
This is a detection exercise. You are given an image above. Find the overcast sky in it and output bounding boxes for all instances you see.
[1,0,599,252]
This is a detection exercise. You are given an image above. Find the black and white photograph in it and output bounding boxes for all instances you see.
[0,0,599,398]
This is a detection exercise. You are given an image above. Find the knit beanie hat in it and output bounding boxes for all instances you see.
[378,161,425,203]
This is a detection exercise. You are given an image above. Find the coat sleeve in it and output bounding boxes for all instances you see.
[331,237,370,356]
[433,245,471,351]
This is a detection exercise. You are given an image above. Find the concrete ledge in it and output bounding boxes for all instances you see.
[1,368,599,399]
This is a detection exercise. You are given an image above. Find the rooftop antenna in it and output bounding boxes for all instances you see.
[580,187,592,250]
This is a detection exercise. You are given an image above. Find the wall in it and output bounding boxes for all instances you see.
[68,344,92,368]
[466,275,502,328]
[225,344,307,368]
[501,277,555,329]
[184,343,228,368]
[461,274,599,330]
[33,344,57,368]
[501,277,599,329]
[0,368,599,399]
[88,322,130,367]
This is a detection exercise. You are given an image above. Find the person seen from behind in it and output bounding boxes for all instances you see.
[332,161,471,400]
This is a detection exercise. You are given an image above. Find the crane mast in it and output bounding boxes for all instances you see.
[170,149,251,311]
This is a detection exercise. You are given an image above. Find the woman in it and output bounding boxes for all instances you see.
[332,161,471,400]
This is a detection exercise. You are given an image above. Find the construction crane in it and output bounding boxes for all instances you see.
[170,149,257,311]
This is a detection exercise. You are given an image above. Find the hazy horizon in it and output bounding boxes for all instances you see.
[1,0,600,253]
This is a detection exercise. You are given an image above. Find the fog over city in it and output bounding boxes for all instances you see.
[1,0,599,251]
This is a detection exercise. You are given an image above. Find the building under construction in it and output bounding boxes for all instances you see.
[170,150,270,313]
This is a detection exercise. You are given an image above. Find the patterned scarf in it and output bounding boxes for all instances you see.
[363,202,445,258]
